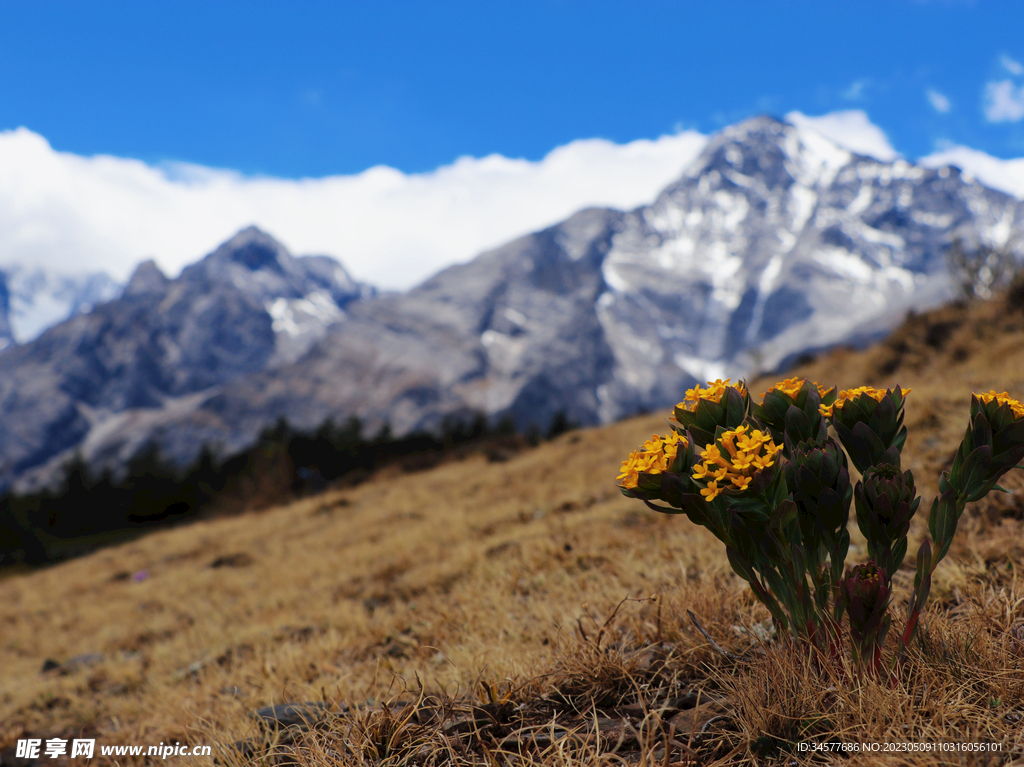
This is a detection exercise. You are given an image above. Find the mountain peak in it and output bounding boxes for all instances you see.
[213,226,290,273]
[123,259,169,297]
[671,113,805,192]
[178,227,370,311]
[671,112,899,198]
[786,110,899,163]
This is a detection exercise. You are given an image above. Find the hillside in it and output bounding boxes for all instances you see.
[1,289,1024,765]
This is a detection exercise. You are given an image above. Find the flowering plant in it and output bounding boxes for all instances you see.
[617,378,1024,679]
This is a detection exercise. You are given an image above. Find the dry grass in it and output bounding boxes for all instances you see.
[2,292,1024,765]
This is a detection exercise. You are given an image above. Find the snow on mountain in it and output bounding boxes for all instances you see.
[920,144,1024,201]
[174,227,375,365]
[785,110,899,163]
[0,266,120,349]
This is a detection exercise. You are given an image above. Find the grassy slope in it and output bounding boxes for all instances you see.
[1,293,1023,765]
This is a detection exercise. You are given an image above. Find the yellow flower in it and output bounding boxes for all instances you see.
[617,432,688,489]
[676,378,747,413]
[616,451,643,489]
[700,481,722,501]
[819,385,912,417]
[702,445,723,462]
[760,377,834,400]
[976,390,1024,420]
[693,423,781,501]
[731,454,753,471]
[720,432,739,458]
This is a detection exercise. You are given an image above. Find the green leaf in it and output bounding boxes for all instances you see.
[762,393,789,422]
[833,528,851,567]
[917,571,932,609]
[789,541,808,584]
[938,491,959,545]
[973,411,994,448]
[868,393,896,436]
[815,487,844,533]
[726,546,756,583]
[886,536,905,569]
[849,421,886,473]
[724,386,748,426]
[914,538,932,582]
[642,500,687,515]
[892,426,908,454]
[937,471,952,495]
[773,499,799,529]
[761,566,793,610]
[784,405,812,442]
[877,445,901,467]
[958,445,993,495]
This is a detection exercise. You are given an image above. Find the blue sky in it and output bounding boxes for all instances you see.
[3,1,1023,177]
[1,1,1024,292]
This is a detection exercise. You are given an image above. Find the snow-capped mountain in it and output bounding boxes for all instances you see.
[199,115,1017,442]
[592,116,1018,420]
[1,115,1022,491]
[0,227,372,489]
[0,266,121,350]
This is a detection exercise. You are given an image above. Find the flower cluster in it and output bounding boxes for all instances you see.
[819,385,911,418]
[693,425,782,500]
[617,377,1024,681]
[676,378,746,412]
[977,390,1024,420]
[617,432,687,490]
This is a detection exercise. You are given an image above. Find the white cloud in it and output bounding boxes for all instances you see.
[785,110,899,162]
[1001,54,1024,76]
[983,80,1024,122]
[920,144,1024,199]
[927,89,951,113]
[0,127,709,290]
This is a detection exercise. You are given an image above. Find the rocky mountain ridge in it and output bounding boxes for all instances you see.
[0,228,372,490]
[1,114,1022,491]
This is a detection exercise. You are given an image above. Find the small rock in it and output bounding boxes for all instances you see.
[668,700,731,735]
[441,716,474,735]
[669,691,703,709]
[42,653,104,674]
[252,702,331,730]
[595,718,639,748]
[174,658,209,680]
[210,553,253,568]
[64,652,104,670]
